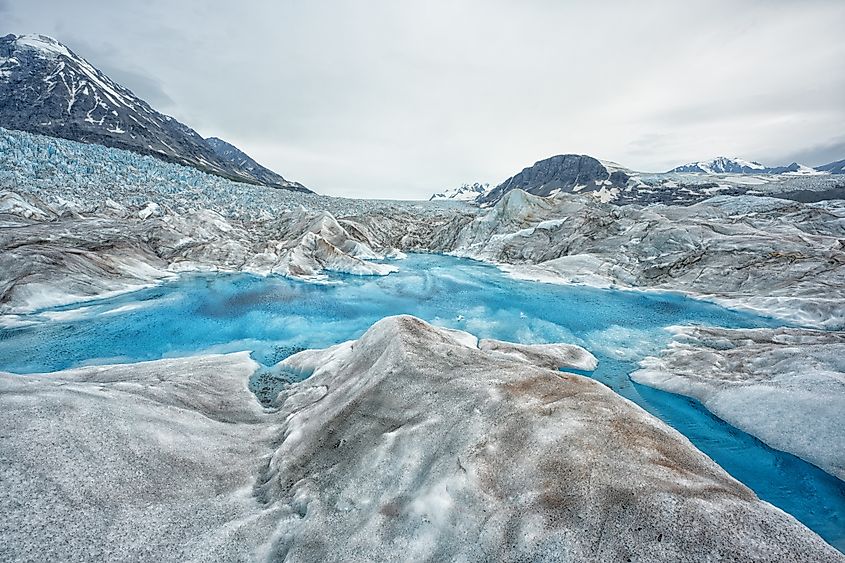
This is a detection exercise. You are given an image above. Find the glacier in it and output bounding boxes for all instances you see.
[633,326,845,481]
[1,126,844,559]
[3,127,843,329]
[1,317,843,561]
[1,252,843,554]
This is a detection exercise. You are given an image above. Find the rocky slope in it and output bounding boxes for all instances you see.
[2,316,841,561]
[205,136,305,190]
[818,158,845,175]
[479,154,630,204]
[0,34,307,191]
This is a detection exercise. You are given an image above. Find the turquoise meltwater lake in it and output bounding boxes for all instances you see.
[1,253,842,551]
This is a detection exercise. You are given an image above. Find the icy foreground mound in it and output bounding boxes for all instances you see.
[633,326,845,481]
[0,353,277,561]
[1,316,841,561]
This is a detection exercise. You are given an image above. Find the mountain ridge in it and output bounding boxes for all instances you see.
[668,156,827,176]
[430,153,844,205]
[205,136,306,191]
[0,33,309,192]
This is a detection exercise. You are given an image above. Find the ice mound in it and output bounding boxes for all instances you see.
[477,338,598,371]
[450,192,845,328]
[243,207,399,279]
[0,190,53,221]
[0,353,283,561]
[351,187,845,328]
[633,325,845,481]
[2,316,842,560]
[263,316,840,561]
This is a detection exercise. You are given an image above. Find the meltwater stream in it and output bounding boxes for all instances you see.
[0,253,842,550]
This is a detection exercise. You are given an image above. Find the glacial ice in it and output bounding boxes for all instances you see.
[5,318,839,561]
[280,317,845,560]
[632,325,845,481]
[7,124,840,329]
[2,253,843,552]
[2,126,844,557]
[0,352,281,561]
[477,338,598,371]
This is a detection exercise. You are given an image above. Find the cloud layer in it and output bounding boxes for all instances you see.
[4,0,844,198]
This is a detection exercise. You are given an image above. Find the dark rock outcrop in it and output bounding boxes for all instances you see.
[479,154,628,204]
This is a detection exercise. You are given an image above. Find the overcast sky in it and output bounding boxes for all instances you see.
[3,0,844,198]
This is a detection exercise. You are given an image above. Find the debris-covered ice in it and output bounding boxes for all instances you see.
[2,317,841,561]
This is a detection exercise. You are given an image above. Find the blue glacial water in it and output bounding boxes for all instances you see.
[0,253,842,550]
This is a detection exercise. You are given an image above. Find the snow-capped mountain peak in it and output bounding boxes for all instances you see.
[12,34,74,58]
[0,33,308,192]
[429,182,491,202]
[669,156,765,174]
[668,156,834,176]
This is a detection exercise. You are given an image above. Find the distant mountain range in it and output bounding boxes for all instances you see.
[668,156,823,176]
[816,158,845,175]
[432,154,843,205]
[0,33,308,192]
[429,182,490,201]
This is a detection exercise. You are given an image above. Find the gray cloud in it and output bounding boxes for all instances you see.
[55,34,176,110]
[96,65,175,109]
[774,137,845,168]
[2,0,844,197]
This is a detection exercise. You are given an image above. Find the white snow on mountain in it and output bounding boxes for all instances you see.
[13,34,74,58]
[429,182,490,202]
[670,156,766,174]
[783,163,826,176]
[668,156,830,176]
[0,34,307,190]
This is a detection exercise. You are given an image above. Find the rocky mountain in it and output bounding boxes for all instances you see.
[764,162,822,175]
[668,156,825,176]
[669,157,767,174]
[817,158,845,175]
[479,154,629,205]
[205,136,305,190]
[0,33,308,192]
[429,182,490,202]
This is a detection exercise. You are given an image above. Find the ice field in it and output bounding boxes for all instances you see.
[2,253,842,551]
